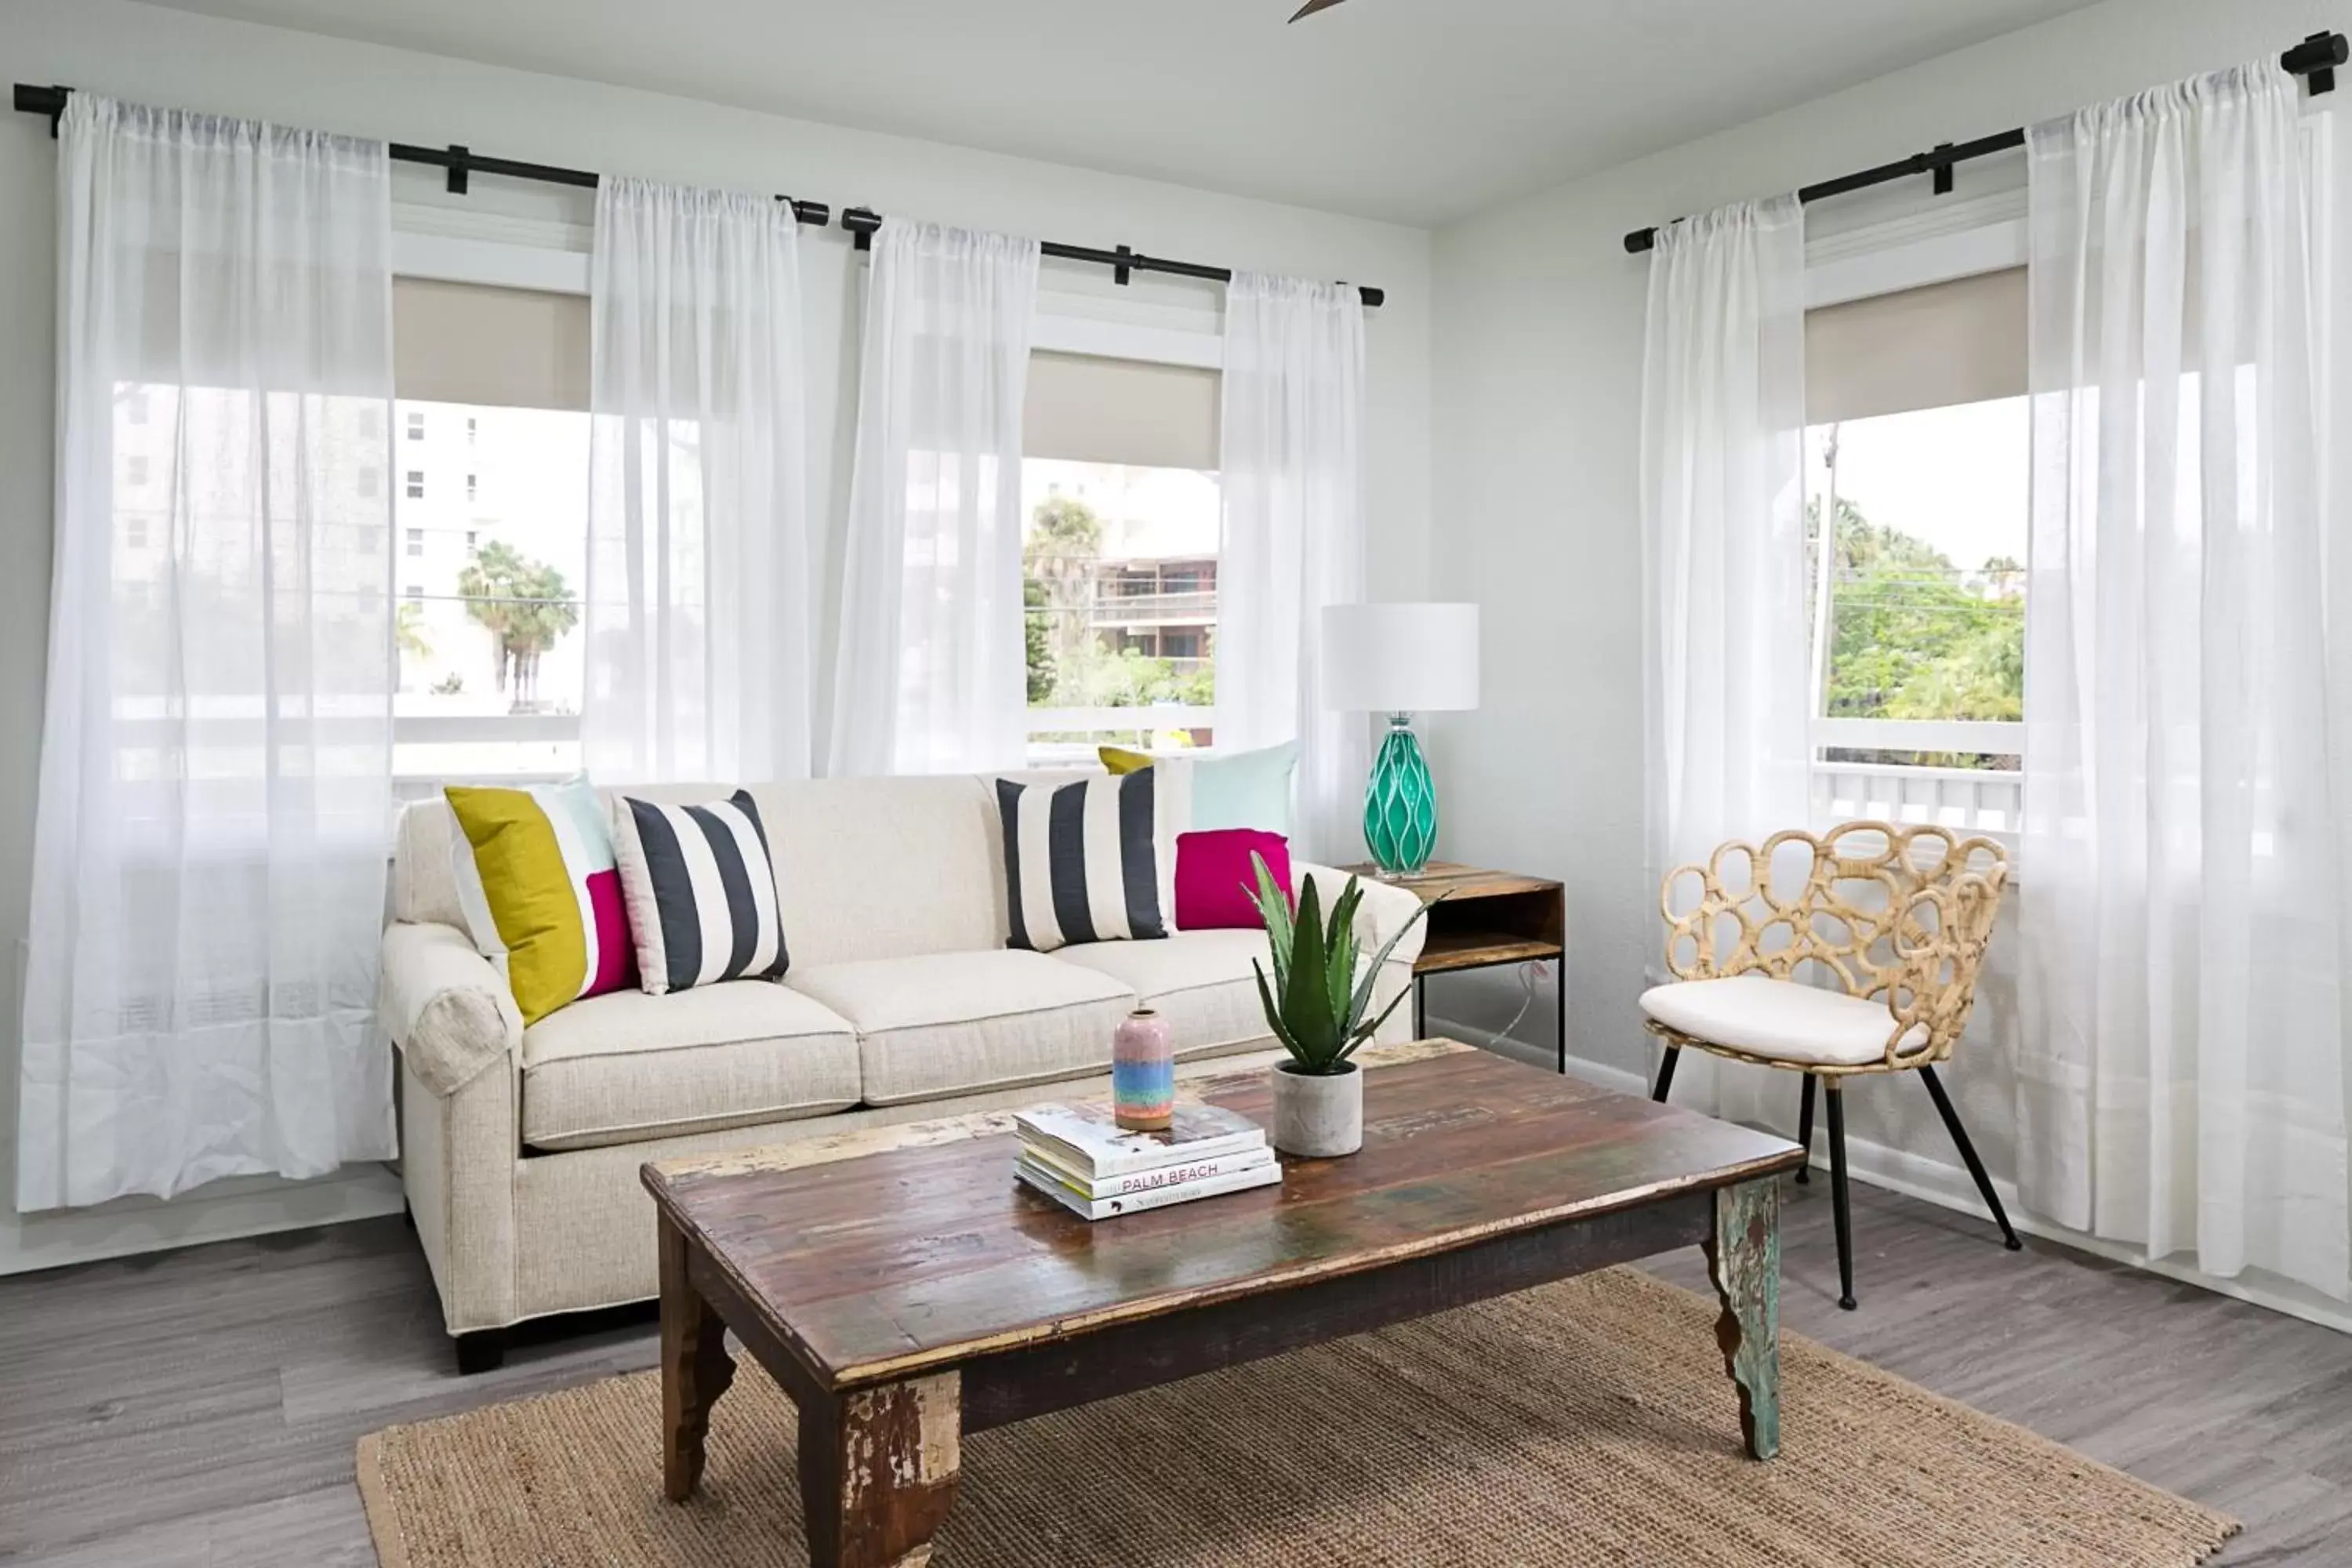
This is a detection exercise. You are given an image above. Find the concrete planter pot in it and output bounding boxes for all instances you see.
[1272,1062,1363,1158]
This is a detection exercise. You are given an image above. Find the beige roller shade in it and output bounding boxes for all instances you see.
[1025,350,1221,470]
[394,277,590,412]
[1806,267,2025,423]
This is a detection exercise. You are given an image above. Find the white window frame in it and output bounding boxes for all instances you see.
[1022,300,1225,752]
[388,218,590,784]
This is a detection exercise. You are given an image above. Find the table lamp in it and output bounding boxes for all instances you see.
[1322,603,1481,877]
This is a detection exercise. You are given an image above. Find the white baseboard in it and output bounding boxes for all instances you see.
[0,1162,405,1277]
[1432,1015,2352,1338]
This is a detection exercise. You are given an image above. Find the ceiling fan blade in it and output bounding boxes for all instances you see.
[1289,0,1349,20]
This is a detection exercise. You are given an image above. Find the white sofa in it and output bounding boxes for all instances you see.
[379,771,1427,1370]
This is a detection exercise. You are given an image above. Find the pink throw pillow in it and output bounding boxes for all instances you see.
[1176,829,1292,931]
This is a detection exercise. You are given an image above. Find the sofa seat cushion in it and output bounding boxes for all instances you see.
[521,982,861,1152]
[788,950,1140,1107]
[1049,929,1283,1060]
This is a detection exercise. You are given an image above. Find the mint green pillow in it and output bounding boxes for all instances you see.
[1189,742,1298,836]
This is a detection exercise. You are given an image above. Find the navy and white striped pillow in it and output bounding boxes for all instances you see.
[997,774,1167,953]
[611,790,789,995]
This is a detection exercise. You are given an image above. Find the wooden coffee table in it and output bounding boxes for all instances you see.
[642,1045,1802,1568]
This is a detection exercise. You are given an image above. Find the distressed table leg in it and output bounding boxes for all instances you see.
[1701,1176,1781,1460]
[800,1372,963,1568]
[659,1213,735,1503]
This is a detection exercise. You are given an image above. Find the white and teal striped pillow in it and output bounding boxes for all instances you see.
[996,774,1167,953]
[610,790,789,995]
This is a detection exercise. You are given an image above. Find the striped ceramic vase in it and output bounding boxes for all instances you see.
[1112,1008,1174,1132]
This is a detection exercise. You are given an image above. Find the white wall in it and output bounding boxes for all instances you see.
[0,0,1433,1271]
[1427,0,2352,1328]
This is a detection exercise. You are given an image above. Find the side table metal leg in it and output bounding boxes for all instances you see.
[1555,964,1566,1073]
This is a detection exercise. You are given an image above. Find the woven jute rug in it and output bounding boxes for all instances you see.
[357,1265,2235,1568]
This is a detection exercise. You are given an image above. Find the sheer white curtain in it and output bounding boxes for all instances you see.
[2017,61,2349,1303]
[829,219,1037,777]
[585,177,811,784]
[1639,196,1812,1123]
[1217,274,1368,862]
[17,96,397,1210]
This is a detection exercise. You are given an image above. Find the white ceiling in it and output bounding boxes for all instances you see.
[140,0,2099,224]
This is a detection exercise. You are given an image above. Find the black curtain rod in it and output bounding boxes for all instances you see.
[838,205,1385,310]
[12,83,1387,308]
[1623,31,2348,254]
[12,83,830,227]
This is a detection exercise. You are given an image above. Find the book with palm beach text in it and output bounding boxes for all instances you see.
[1015,1151,1282,1221]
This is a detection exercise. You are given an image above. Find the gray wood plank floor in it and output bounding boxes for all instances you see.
[3,1177,2347,1566]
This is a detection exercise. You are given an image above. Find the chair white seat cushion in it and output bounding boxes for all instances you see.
[1051,929,1282,1060]
[521,982,862,1151]
[1638,975,1922,1068]
[788,950,1140,1107]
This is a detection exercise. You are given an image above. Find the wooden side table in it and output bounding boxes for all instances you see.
[1341,862,1567,1073]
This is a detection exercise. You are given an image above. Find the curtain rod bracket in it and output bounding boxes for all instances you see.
[2288,31,2347,93]
[1113,243,1135,286]
[445,145,469,196]
[1930,143,1956,197]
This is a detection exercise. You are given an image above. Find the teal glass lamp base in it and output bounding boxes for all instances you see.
[1363,713,1438,877]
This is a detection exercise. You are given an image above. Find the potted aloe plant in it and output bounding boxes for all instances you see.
[1245,853,1433,1158]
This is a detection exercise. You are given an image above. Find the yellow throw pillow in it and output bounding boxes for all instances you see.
[1098,746,1154,775]
[445,782,634,1025]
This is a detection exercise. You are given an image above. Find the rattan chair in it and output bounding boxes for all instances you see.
[1639,822,2020,1309]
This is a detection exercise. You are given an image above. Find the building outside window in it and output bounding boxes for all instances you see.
[406,410,426,441]
[405,470,425,499]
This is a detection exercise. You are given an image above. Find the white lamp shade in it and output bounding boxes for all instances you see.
[1321,602,1481,713]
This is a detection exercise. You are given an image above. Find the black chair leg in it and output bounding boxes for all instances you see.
[1919,1065,2024,1251]
[1650,1044,1680,1102]
[1795,1073,1815,1185]
[1826,1082,1857,1309]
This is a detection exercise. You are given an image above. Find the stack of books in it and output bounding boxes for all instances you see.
[1014,1102,1279,1221]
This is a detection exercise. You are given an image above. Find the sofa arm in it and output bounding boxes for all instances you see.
[1294,862,1430,971]
[380,920,523,1098]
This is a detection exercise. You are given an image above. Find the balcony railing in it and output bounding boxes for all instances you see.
[1091,590,1216,626]
[1809,719,2024,840]
[1812,760,2022,837]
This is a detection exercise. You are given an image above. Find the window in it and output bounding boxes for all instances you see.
[406,410,426,441]
[358,466,380,499]
[405,470,425,499]
[1805,263,2027,834]
[125,517,148,548]
[1020,347,1221,764]
[124,455,149,486]
[126,390,149,426]
[405,527,425,558]
[390,273,591,783]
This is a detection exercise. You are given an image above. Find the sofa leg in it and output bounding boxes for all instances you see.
[454,1329,508,1375]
